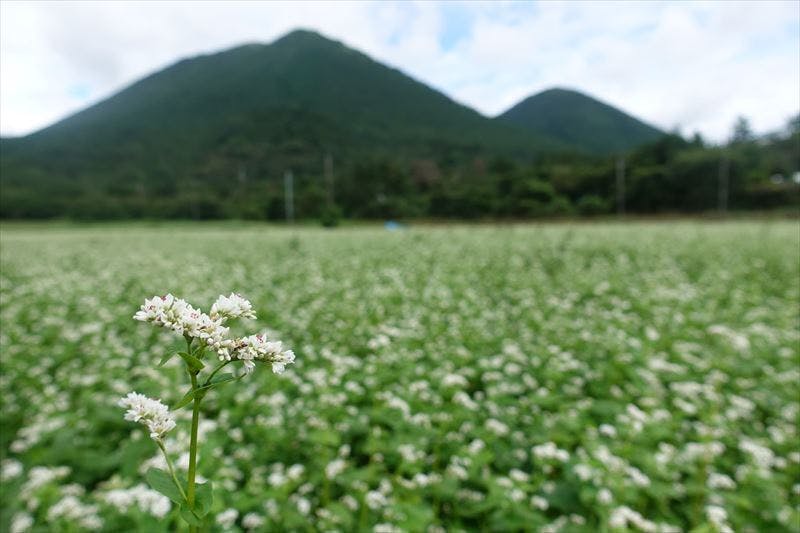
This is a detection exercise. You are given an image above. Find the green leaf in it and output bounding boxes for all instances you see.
[210,372,234,384]
[145,468,184,505]
[174,388,196,410]
[210,372,236,385]
[158,352,176,367]
[195,481,214,516]
[179,506,202,526]
[178,351,205,371]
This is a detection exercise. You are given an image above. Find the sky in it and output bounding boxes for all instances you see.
[1,0,798,141]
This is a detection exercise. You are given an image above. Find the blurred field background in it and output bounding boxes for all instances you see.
[1,220,798,531]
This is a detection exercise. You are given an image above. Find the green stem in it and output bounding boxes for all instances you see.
[157,441,188,501]
[187,371,201,532]
[203,360,232,387]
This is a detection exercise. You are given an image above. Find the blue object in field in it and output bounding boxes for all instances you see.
[384,221,405,231]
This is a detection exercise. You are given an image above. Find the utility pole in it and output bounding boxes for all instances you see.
[324,152,334,209]
[616,156,626,217]
[284,169,294,223]
[718,153,730,213]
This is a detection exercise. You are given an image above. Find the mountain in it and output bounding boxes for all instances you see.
[496,88,664,154]
[0,30,667,219]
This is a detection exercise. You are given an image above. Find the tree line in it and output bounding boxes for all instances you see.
[1,116,797,221]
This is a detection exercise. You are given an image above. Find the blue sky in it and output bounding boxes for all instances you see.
[1,0,798,141]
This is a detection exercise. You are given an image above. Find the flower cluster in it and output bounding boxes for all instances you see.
[118,392,176,441]
[210,293,256,321]
[134,293,295,374]
[221,334,296,374]
[134,294,229,351]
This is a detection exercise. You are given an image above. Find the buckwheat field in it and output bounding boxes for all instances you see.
[1,221,798,533]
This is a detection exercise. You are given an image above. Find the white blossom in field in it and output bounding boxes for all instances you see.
[485,418,510,436]
[573,463,594,481]
[118,392,176,441]
[708,325,750,352]
[341,494,359,511]
[739,439,775,470]
[325,458,347,478]
[101,484,171,518]
[442,373,468,387]
[21,466,70,499]
[532,442,570,462]
[210,293,256,321]
[242,512,265,530]
[706,505,733,533]
[216,507,239,529]
[1,459,23,480]
[47,496,103,530]
[509,488,525,502]
[509,468,529,482]
[707,473,736,490]
[286,464,305,480]
[608,506,680,532]
[295,497,311,515]
[10,513,33,533]
[531,495,549,510]
[467,439,485,454]
[599,424,617,438]
[366,490,388,509]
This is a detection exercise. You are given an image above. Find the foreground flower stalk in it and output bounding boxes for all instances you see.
[121,293,295,530]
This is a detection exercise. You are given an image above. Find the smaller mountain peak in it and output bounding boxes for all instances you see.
[528,87,588,100]
[272,28,334,46]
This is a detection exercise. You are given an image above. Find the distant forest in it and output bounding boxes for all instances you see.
[2,115,796,221]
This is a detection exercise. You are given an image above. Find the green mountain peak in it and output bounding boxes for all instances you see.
[497,87,664,154]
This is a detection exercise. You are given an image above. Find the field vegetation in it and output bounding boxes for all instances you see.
[0,221,798,532]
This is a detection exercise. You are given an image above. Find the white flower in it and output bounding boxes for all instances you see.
[21,466,71,499]
[102,484,171,518]
[442,373,468,387]
[739,439,775,470]
[599,424,617,438]
[119,392,176,441]
[706,505,733,533]
[223,334,296,374]
[1,459,23,481]
[325,458,347,479]
[707,472,736,490]
[532,442,570,462]
[48,496,103,530]
[287,464,305,480]
[135,294,295,375]
[485,418,509,436]
[366,490,388,509]
[133,295,230,355]
[531,495,549,510]
[295,497,311,515]
[242,512,265,530]
[10,513,33,533]
[216,508,239,529]
[210,293,256,321]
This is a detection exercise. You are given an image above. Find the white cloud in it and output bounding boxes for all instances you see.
[0,0,797,141]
